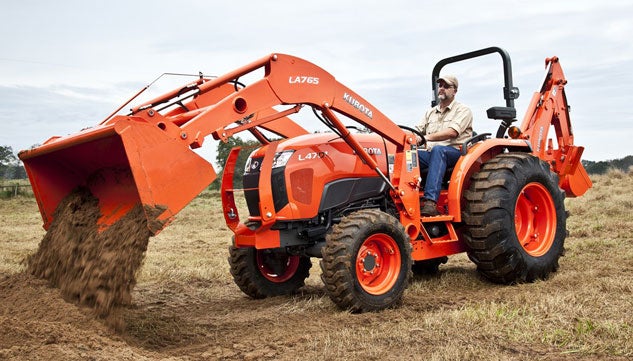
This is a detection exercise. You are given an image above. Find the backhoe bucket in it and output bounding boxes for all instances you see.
[19,116,216,235]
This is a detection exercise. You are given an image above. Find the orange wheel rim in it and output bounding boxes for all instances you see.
[356,233,402,295]
[256,251,300,283]
[514,182,556,257]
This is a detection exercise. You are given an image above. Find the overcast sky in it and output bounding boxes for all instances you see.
[1,0,632,165]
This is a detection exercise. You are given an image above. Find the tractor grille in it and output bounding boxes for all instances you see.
[243,157,289,217]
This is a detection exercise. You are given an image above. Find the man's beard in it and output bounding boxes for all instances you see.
[438,93,453,102]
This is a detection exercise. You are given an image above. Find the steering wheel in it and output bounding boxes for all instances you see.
[398,125,426,146]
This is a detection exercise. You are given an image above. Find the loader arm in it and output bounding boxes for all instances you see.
[19,68,310,234]
[518,57,592,197]
[171,53,422,236]
[20,53,422,237]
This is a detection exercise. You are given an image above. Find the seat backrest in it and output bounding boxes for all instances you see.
[486,106,517,138]
[487,106,516,121]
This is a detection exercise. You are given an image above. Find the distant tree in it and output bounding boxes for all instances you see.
[209,137,261,190]
[0,146,17,179]
[611,155,633,172]
[0,146,28,180]
[0,145,15,164]
[7,164,27,179]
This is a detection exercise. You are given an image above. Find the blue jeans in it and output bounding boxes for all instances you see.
[417,145,461,202]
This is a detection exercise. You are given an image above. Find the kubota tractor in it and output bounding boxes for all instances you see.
[20,47,591,312]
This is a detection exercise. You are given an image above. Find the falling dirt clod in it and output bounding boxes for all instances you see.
[26,187,152,325]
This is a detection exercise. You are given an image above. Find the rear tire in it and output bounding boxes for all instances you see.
[320,209,412,312]
[462,153,566,283]
[228,245,311,299]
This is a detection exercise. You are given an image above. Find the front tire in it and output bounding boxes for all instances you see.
[228,245,311,299]
[320,209,412,312]
[462,153,566,283]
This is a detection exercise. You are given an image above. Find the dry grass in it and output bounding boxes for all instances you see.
[137,193,237,285]
[1,171,632,360]
[0,197,44,273]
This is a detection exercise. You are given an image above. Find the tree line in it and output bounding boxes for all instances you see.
[582,156,633,175]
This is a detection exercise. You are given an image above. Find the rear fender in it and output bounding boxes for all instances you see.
[447,138,531,222]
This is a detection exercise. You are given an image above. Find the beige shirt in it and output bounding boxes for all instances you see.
[418,100,473,149]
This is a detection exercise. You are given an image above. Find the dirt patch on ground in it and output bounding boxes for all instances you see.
[1,175,632,360]
[25,187,151,328]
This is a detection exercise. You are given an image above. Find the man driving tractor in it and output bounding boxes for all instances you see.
[416,75,473,216]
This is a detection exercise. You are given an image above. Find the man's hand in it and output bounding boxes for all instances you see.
[416,135,426,146]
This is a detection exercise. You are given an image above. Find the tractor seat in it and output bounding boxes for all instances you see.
[418,132,491,186]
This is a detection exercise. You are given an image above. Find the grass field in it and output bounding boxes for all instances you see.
[0,170,631,360]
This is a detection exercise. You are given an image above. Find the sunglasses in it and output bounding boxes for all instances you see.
[438,83,454,89]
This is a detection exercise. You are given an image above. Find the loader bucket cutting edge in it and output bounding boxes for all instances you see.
[19,117,217,235]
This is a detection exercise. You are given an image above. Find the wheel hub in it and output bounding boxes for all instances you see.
[361,252,378,273]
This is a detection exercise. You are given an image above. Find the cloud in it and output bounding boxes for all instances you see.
[1,0,632,161]
[0,85,117,150]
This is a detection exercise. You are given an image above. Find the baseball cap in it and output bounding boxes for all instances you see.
[437,75,458,89]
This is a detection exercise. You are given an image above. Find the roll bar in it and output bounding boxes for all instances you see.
[431,46,520,109]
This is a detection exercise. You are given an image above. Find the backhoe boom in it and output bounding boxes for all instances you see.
[518,57,591,197]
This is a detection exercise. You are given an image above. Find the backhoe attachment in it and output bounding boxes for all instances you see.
[517,56,592,197]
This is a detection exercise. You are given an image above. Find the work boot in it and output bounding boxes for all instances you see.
[421,199,440,216]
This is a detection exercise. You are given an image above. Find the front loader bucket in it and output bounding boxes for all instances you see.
[19,117,216,235]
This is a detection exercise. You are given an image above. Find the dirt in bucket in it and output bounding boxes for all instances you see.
[25,186,153,329]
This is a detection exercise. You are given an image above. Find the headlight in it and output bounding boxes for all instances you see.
[272,150,294,169]
[244,149,260,173]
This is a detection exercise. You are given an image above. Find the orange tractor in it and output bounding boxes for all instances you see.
[20,47,591,312]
